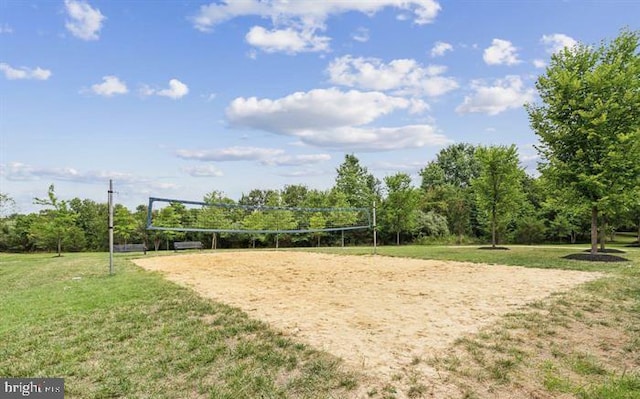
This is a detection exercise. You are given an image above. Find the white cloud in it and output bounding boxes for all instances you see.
[226,88,450,151]
[0,23,13,34]
[352,27,370,43]
[533,59,547,68]
[327,55,458,97]
[141,79,189,99]
[91,75,128,97]
[0,63,51,80]
[192,0,442,31]
[430,41,453,57]
[64,0,105,41]
[278,169,327,178]
[483,38,521,66]
[176,147,285,162]
[456,76,535,115]
[295,125,451,151]
[182,165,224,177]
[227,88,410,132]
[264,154,331,166]
[192,0,440,54]
[0,162,136,183]
[541,33,578,54]
[177,147,331,167]
[245,26,330,53]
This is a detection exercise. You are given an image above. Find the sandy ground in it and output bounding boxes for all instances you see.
[134,251,600,382]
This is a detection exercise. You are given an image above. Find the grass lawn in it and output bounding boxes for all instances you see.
[1,242,639,398]
[0,252,358,398]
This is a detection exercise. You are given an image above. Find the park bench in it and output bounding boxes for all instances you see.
[174,241,203,251]
[113,243,147,254]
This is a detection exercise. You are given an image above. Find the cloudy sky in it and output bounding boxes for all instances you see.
[1,0,637,212]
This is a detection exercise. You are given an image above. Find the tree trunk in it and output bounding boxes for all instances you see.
[211,233,217,250]
[590,206,598,255]
[317,235,321,247]
[396,231,400,245]
[491,208,497,248]
[341,230,345,247]
[637,217,640,244]
[276,234,279,249]
[600,215,607,251]
[57,237,62,257]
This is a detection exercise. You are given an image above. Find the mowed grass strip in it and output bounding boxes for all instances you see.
[0,253,358,399]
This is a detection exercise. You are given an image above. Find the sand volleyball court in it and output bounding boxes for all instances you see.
[134,251,600,381]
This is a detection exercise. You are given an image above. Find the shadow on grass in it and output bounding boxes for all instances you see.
[582,248,626,254]
[478,246,510,250]
[563,253,629,262]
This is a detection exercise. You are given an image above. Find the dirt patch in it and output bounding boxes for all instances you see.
[134,252,601,390]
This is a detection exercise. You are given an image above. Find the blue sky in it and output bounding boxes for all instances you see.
[1,0,638,213]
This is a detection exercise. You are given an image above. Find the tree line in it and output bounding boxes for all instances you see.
[1,29,638,254]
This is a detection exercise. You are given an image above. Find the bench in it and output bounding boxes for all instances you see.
[113,243,147,254]
[174,241,203,251]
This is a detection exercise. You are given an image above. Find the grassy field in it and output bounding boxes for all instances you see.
[1,241,639,398]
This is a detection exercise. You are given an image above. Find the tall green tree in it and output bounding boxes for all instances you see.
[201,190,235,249]
[69,198,108,251]
[32,184,82,256]
[0,193,16,218]
[472,145,524,248]
[334,154,380,209]
[382,172,420,245]
[0,193,17,250]
[527,29,640,254]
[114,204,137,245]
[420,143,480,241]
[420,143,480,190]
[152,203,185,250]
[309,212,327,247]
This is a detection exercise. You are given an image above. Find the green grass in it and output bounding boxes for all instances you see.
[311,242,637,271]
[0,252,358,398]
[2,243,639,398]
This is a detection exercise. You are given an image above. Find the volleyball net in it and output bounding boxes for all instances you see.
[146,197,372,234]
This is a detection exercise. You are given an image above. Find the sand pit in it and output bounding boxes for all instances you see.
[134,251,600,380]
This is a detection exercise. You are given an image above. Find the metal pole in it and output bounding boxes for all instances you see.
[373,201,377,255]
[108,179,114,275]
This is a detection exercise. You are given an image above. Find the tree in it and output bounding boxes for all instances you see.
[472,145,524,248]
[0,193,16,218]
[152,203,184,250]
[334,154,380,209]
[414,210,449,238]
[32,184,81,256]
[327,190,358,247]
[201,190,235,249]
[309,212,327,247]
[381,173,420,245]
[114,205,136,245]
[420,143,480,190]
[420,143,481,242]
[243,210,266,248]
[281,184,309,207]
[0,193,17,250]
[527,29,640,255]
[69,198,108,251]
